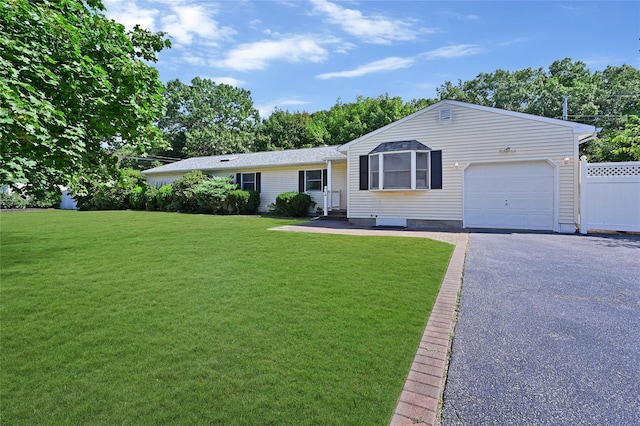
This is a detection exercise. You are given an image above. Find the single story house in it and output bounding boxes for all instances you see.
[142,100,599,233]
[142,145,348,213]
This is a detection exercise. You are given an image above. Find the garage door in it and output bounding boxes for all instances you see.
[464,161,555,230]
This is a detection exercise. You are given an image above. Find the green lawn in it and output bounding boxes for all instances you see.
[1,211,453,425]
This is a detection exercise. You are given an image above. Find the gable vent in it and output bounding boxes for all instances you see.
[439,107,452,123]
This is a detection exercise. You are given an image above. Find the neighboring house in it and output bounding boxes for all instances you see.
[338,100,598,232]
[141,145,347,213]
[142,100,599,233]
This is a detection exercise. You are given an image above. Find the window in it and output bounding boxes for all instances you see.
[236,172,261,192]
[305,170,322,191]
[383,152,412,189]
[241,173,255,191]
[369,151,430,190]
[369,155,379,189]
[360,142,442,191]
[298,169,327,192]
[416,152,429,189]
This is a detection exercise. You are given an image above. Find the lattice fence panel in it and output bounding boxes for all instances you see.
[587,164,640,177]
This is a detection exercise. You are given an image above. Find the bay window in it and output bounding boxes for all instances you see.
[369,151,430,190]
[360,140,442,191]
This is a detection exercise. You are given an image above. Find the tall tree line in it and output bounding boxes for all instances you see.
[158,59,639,163]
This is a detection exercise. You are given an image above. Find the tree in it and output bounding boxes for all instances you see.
[158,78,260,157]
[255,108,314,151]
[589,115,640,162]
[304,94,426,147]
[0,0,170,197]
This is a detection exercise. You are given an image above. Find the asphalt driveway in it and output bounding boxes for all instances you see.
[441,231,640,425]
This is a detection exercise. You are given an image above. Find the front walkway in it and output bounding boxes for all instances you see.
[270,220,469,426]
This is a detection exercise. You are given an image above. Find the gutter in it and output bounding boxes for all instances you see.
[577,131,600,145]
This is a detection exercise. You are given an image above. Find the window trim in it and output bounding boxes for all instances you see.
[369,150,431,191]
[236,172,261,192]
[303,169,323,192]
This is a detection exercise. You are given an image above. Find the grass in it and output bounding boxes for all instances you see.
[1,211,454,425]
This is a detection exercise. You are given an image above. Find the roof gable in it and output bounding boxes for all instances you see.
[338,100,599,152]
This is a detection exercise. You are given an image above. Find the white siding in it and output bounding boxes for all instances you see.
[145,173,185,187]
[258,166,302,212]
[330,162,348,210]
[346,104,578,228]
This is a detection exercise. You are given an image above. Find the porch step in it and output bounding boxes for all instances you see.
[320,209,348,220]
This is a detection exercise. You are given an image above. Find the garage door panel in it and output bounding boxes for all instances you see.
[464,161,555,231]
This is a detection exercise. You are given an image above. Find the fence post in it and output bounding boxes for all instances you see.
[579,156,588,234]
[323,186,328,216]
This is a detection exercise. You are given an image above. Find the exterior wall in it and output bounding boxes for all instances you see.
[253,165,324,213]
[145,173,185,187]
[144,164,339,214]
[345,104,578,229]
[329,162,348,210]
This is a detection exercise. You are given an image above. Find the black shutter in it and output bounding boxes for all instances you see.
[322,169,328,190]
[359,156,369,190]
[255,173,261,193]
[431,150,442,189]
[298,170,305,192]
[235,173,242,188]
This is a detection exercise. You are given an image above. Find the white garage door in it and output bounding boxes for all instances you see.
[464,161,555,230]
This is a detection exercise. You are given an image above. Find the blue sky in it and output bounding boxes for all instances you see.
[103,0,640,116]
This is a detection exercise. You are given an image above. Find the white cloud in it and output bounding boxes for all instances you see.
[182,54,207,66]
[256,99,311,118]
[316,57,415,80]
[333,41,357,54]
[423,44,482,59]
[310,0,419,44]
[103,0,159,31]
[104,1,236,46]
[161,4,236,46]
[220,36,329,71]
[205,76,247,87]
[499,37,529,47]
[441,11,480,22]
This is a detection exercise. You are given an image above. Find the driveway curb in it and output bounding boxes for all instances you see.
[389,233,468,426]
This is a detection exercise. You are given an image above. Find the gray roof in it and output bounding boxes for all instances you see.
[369,140,431,154]
[142,145,346,175]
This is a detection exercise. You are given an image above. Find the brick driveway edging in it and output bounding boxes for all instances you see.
[389,234,467,426]
[270,221,469,426]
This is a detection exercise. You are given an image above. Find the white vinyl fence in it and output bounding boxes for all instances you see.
[579,158,640,234]
[60,189,78,210]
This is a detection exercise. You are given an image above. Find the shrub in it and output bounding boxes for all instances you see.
[27,189,61,208]
[226,190,249,214]
[156,185,174,211]
[0,192,27,209]
[171,171,208,213]
[246,190,261,214]
[144,186,159,211]
[0,188,61,209]
[194,177,236,214]
[74,168,145,211]
[227,190,261,215]
[273,192,316,217]
[129,186,147,210]
[90,183,129,210]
